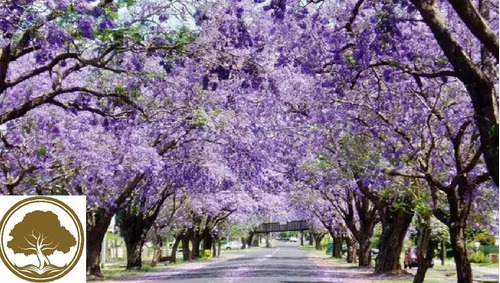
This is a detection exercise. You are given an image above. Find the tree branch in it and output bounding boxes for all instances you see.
[409,0,489,84]
[446,0,499,60]
[5,53,79,88]
[345,0,366,35]
[0,87,144,125]
[0,45,10,93]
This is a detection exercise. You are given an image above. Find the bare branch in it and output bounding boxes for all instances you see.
[446,0,499,60]
[5,53,79,88]
[0,87,144,125]
[345,0,366,35]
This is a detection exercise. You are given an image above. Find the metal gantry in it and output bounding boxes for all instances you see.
[254,220,309,233]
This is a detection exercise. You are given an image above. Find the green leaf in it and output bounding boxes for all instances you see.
[22,120,35,134]
[110,29,125,42]
[114,85,127,96]
[122,0,136,6]
[392,202,407,211]
[105,9,119,20]
[36,146,48,158]
[130,29,144,41]
[436,57,448,67]
[26,177,38,185]
[489,124,498,141]
[131,89,142,99]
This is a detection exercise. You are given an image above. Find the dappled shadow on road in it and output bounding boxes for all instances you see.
[199,256,308,261]
[108,254,378,282]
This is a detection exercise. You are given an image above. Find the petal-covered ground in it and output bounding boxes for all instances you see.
[96,244,499,283]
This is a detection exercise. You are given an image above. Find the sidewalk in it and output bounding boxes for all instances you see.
[96,253,245,282]
[472,265,499,282]
[304,245,500,283]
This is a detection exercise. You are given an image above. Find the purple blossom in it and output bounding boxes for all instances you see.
[159,15,169,22]
[78,18,95,39]
[90,7,103,17]
[383,69,392,82]
[98,18,117,32]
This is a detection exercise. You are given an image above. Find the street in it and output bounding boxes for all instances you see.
[99,242,499,283]
[102,244,338,283]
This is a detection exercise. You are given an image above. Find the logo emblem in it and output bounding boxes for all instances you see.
[0,197,84,282]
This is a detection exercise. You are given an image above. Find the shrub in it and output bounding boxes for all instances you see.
[469,250,490,263]
[475,232,496,246]
[199,249,211,258]
[321,240,329,250]
[480,245,499,256]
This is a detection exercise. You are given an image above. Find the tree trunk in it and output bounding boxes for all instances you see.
[124,239,144,270]
[241,237,247,249]
[86,175,144,277]
[342,184,378,267]
[409,0,499,186]
[450,224,473,283]
[252,234,260,246]
[440,239,446,266]
[124,234,145,270]
[118,190,173,270]
[314,238,322,250]
[413,224,437,283]
[468,82,498,186]
[150,232,163,267]
[217,239,221,256]
[358,239,372,267]
[151,248,160,267]
[346,236,357,263]
[247,233,254,249]
[430,180,477,283]
[0,45,10,95]
[86,209,114,277]
[333,236,343,258]
[170,234,182,264]
[212,237,217,257]
[375,205,414,273]
[309,233,314,246]
[314,233,325,250]
[117,212,150,270]
[86,231,105,277]
[202,230,213,251]
[191,234,201,259]
[182,231,191,261]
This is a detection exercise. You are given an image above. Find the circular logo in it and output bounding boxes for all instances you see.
[0,197,84,282]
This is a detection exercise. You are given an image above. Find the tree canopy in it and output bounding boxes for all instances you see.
[0,0,497,281]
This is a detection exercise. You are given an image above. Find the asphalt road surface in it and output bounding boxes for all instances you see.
[105,243,334,283]
[101,241,500,283]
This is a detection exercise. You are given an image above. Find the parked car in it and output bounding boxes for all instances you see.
[289,237,298,242]
[223,241,241,250]
[404,246,434,269]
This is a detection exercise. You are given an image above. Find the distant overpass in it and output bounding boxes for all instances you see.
[254,220,309,233]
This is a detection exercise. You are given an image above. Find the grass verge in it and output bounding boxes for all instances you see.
[300,245,456,283]
[92,246,258,280]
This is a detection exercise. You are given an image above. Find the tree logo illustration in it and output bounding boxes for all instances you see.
[0,197,84,282]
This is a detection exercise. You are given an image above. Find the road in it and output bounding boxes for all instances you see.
[103,243,339,283]
[101,242,500,283]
